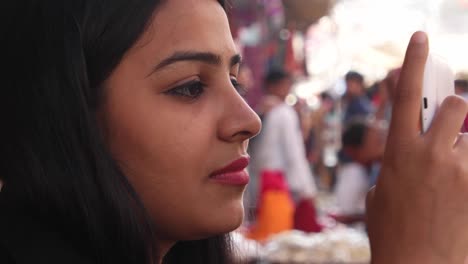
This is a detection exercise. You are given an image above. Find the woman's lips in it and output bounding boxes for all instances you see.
[209,156,250,185]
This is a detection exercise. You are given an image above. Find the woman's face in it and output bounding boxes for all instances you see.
[101,0,261,242]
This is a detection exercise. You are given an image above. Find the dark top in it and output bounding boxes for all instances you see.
[0,192,92,264]
[344,96,374,123]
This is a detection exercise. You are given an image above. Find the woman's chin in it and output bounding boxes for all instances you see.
[191,202,245,239]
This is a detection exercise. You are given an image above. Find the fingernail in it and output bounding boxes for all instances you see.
[412,31,427,44]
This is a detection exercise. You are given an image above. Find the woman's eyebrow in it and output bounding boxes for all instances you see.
[149,51,242,75]
[230,54,242,68]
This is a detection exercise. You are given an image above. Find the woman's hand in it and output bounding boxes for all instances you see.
[366,32,468,264]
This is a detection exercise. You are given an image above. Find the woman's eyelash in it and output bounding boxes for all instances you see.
[231,78,247,96]
[165,78,246,99]
[165,80,205,99]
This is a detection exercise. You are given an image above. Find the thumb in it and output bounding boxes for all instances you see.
[366,186,376,226]
[366,186,376,212]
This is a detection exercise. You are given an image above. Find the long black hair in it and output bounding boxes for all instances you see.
[1,0,232,263]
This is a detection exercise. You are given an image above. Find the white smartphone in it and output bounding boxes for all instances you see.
[421,53,455,133]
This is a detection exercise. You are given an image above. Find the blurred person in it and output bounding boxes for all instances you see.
[367,68,401,187]
[343,71,374,123]
[294,98,314,144]
[247,69,321,239]
[375,68,400,123]
[455,79,468,100]
[255,69,317,202]
[333,120,385,223]
[254,95,282,120]
[308,92,338,190]
[243,66,283,229]
[2,3,468,264]
[367,81,382,105]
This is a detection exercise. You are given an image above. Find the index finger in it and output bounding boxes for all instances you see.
[387,32,429,148]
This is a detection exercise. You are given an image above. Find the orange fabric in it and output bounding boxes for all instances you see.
[246,170,323,240]
[247,170,294,241]
[255,170,291,217]
[246,191,294,241]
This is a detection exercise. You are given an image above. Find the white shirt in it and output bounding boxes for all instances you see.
[254,102,317,197]
[335,163,369,215]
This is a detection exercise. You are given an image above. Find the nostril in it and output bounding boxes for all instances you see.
[234,130,254,140]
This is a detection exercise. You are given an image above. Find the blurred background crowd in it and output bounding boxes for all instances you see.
[228,0,468,262]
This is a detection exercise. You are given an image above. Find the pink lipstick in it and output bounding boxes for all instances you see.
[209,156,250,185]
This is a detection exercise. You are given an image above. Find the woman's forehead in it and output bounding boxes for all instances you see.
[132,0,236,62]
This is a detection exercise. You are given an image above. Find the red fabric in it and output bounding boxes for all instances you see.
[464,115,468,132]
[294,199,323,233]
[259,170,289,194]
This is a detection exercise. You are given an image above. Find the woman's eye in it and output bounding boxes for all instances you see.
[231,78,247,97]
[165,80,205,99]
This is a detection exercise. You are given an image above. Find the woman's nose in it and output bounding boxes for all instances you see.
[217,91,261,143]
